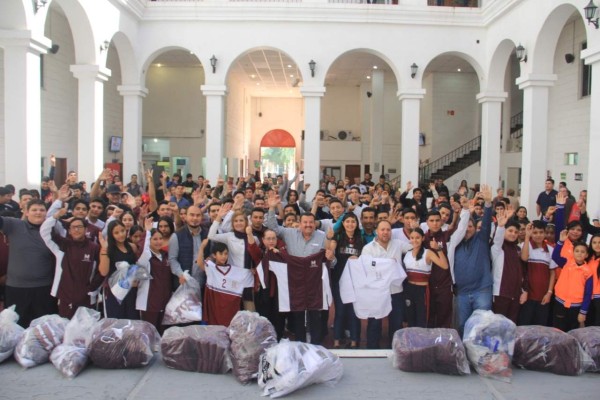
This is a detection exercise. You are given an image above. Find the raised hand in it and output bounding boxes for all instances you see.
[112,206,124,220]
[496,209,508,227]
[58,184,72,202]
[481,184,493,203]
[98,232,108,250]
[556,191,567,206]
[559,229,568,243]
[144,217,154,231]
[218,202,232,219]
[406,181,413,192]
[53,203,68,220]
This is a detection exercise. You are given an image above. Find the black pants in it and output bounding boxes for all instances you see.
[553,300,581,332]
[518,299,550,326]
[292,310,322,345]
[104,287,139,320]
[5,285,58,328]
[405,283,427,328]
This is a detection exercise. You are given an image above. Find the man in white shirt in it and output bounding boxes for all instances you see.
[361,220,411,349]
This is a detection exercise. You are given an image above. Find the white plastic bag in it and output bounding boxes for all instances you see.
[162,271,202,325]
[463,310,515,382]
[108,261,151,303]
[0,305,25,363]
[258,339,343,398]
[50,307,101,378]
[14,314,69,368]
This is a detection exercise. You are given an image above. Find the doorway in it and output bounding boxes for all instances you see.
[259,129,296,180]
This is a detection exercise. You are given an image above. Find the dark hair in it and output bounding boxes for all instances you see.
[90,197,106,207]
[251,207,265,215]
[409,228,426,261]
[402,208,417,217]
[284,213,298,222]
[128,225,144,243]
[26,199,46,210]
[335,213,364,252]
[67,217,86,230]
[106,220,133,259]
[329,198,343,207]
[505,220,521,231]
[531,220,545,230]
[157,216,175,237]
[426,210,441,220]
[587,234,600,263]
[566,220,583,231]
[572,240,589,253]
[71,199,89,211]
[286,189,299,202]
[438,203,451,212]
[300,212,315,221]
[361,207,377,217]
[413,188,423,195]
[119,210,138,226]
[546,178,555,184]
[19,189,31,199]
[211,241,228,255]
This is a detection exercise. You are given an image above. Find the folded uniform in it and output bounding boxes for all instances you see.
[161,325,231,374]
[14,314,69,368]
[568,326,600,373]
[391,327,470,376]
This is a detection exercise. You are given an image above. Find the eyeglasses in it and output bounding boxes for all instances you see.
[70,225,85,230]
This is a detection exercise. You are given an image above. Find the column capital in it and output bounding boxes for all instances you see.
[0,30,51,55]
[397,88,426,101]
[582,47,600,65]
[516,74,557,90]
[201,85,227,96]
[476,91,508,103]
[300,86,326,97]
[118,85,148,98]
[70,64,111,82]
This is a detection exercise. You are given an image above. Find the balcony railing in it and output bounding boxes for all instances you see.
[148,0,480,5]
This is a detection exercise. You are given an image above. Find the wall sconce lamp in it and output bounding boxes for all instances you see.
[99,40,110,52]
[309,60,316,78]
[516,44,527,62]
[210,55,217,73]
[584,0,599,29]
[410,63,418,79]
[35,0,48,12]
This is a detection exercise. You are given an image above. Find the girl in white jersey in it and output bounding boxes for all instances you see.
[403,228,448,328]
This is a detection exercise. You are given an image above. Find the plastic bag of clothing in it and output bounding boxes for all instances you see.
[463,310,515,382]
[162,272,202,325]
[14,314,69,368]
[161,325,232,374]
[0,305,25,363]
[257,339,343,398]
[50,307,101,378]
[88,318,159,369]
[513,325,593,376]
[391,328,470,376]
[108,261,151,303]
[569,326,600,373]
[227,311,278,384]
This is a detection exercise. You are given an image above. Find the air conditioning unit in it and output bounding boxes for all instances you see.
[337,130,353,141]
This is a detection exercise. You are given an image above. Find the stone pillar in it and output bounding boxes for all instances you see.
[118,85,148,181]
[201,85,227,182]
[370,70,384,176]
[0,34,50,188]
[398,88,426,188]
[582,48,600,214]
[516,74,556,216]
[477,91,507,189]
[70,64,111,184]
[300,86,326,199]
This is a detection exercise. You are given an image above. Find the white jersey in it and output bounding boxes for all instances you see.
[205,260,254,297]
[339,255,407,319]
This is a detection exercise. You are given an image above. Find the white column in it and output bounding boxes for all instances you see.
[516,74,556,216]
[70,64,111,184]
[398,89,426,188]
[583,48,600,213]
[201,85,227,182]
[300,86,326,199]
[370,70,384,176]
[0,34,50,189]
[477,92,507,189]
[118,85,148,180]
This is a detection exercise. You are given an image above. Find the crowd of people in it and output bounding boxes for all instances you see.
[0,157,598,349]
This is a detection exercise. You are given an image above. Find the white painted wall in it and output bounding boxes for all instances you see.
[0,48,4,184]
[41,8,78,175]
[225,74,246,178]
[444,162,481,194]
[143,64,206,176]
[103,45,124,168]
[546,18,590,197]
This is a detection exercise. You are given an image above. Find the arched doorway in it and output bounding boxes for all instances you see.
[260,129,296,180]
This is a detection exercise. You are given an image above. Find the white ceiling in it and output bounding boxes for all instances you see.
[150,49,478,96]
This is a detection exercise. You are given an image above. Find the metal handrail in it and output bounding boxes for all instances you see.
[418,135,481,184]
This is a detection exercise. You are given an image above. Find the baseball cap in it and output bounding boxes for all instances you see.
[106,184,121,194]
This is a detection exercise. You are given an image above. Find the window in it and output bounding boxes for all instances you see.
[565,153,578,166]
[582,42,592,98]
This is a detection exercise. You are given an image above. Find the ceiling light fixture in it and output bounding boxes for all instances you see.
[373,65,378,69]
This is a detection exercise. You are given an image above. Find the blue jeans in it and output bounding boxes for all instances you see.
[332,281,360,342]
[456,286,492,335]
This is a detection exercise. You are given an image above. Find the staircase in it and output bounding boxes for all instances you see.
[419,136,481,184]
[506,111,523,152]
